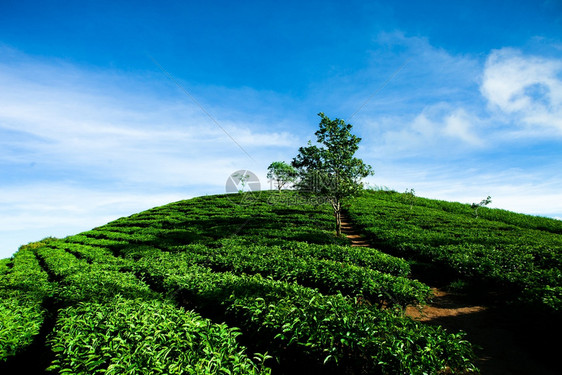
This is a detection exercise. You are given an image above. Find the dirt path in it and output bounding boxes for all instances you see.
[339,220,370,247]
[339,214,558,375]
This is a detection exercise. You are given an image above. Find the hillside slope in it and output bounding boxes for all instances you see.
[345,190,562,374]
[347,190,562,314]
[2,190,560,374]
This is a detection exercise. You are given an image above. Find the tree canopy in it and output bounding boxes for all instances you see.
[292,113,373,236]
[266,161,297,191]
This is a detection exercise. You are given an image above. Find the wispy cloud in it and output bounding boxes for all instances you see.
[352,41,562,221]
[1,40,561,258]
[0,183,188,255]
[365,163,562,218]
[0,50,302,183]
[0,49,306,257]
[358,103,484,161]
[481,48,562,136]
[356,41,562,155]
[442,108,483,146]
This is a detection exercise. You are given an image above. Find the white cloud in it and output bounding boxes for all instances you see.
[481,48,562,135]
[443,109,483,146]
[362,103,483,160]
[1,44,561,258]
[364,163,562,220]
[359,47,562,161]
[0,52,302,186]
[325,32,482,121]
[0,49,305,257]
[0,183,192,258]
[342,43,562,227]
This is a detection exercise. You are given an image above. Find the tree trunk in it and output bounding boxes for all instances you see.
[332,199,342,237]
[336,210,341,236]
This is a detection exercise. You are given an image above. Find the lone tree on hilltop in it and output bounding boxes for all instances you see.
[471,195,492,218]
[267,161,297,191]
[292,113,374,236]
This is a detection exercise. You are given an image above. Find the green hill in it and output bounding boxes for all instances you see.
[1,190,560,374]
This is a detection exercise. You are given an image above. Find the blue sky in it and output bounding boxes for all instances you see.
[1,0,562,258]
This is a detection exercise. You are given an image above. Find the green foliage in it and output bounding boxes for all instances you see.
[371,190,562,234]
[48,296,269,374]
[232,171,251,193]
[471,195,492,218]
[0,243,52,361]
[348,190,562,312]
[168,242,430,308]
[243,240,412,277]
[292,113,374,235]
[404,188,416,210]
[35,243,158,306]
[266,161,297,191]
[0,191,479,373]
[0,297,44,360]
[0,259,11,276]
[130,250,475,374]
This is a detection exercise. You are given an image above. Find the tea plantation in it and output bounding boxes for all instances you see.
[1,190,560,374]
